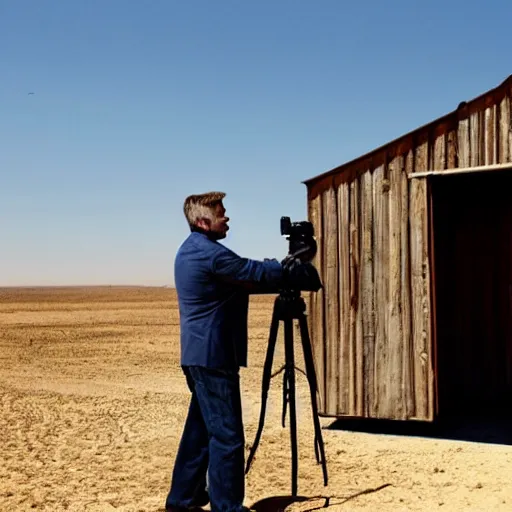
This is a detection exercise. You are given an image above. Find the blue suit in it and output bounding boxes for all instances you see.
[174,231,284,370]
[167,231,285,512]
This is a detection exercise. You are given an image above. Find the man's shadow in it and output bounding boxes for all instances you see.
[250,484,391,512]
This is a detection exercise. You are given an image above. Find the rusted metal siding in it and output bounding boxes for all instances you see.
[305,76,512,421]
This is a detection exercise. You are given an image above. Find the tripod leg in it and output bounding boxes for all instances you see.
[283,317,298,496]
[298,313,328,487]
[245,299,280,475]
[282,365,288,428]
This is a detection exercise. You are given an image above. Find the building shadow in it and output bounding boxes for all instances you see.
[326,412,512,446]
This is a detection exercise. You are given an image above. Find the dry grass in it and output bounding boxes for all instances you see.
[1,287,511,511]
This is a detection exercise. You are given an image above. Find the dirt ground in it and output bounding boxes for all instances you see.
[1,286,511,512]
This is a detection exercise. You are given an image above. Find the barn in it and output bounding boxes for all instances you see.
[304,75,512,422]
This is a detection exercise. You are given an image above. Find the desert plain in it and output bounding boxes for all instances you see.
[1,286,512,512]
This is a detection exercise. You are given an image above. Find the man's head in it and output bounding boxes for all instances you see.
[183,191,230,240]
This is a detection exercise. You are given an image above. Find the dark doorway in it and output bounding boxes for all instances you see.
[431,169,512,418]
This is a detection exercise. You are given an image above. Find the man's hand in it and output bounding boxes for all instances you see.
[280,255,302,273]
[281,257,323,292]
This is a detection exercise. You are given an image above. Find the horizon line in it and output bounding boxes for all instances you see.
[0,284,176,289]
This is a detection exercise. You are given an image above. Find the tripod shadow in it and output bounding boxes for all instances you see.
[250,484,391,512]
[250,495,310,512]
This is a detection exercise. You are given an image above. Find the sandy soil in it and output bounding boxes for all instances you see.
[1,286,511,512]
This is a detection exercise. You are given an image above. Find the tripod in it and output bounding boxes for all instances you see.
[245,288,328,496]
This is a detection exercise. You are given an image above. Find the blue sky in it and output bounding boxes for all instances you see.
[1,0,511,286]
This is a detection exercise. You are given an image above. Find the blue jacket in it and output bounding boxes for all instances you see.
[174,231,284,370]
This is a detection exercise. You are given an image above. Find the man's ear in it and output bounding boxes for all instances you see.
[196,217,211,230]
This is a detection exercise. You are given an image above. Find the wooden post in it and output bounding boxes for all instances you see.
[458,114,470,167]
[372,164,389,417]
[402,151,414,417]
[349,178,363,416]
[499,95,510,163]
[324,187,339,416]
[433,133,446,171]
[485,105,497,165]
[360,170,375,417]
[447,129,458,168]
[388,155,404,418]
[470,110,483,167]
[409,141,433,420]
[337,182,351,415]
[308,192,325,412]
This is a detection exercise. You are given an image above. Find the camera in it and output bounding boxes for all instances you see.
[280,216,314,240]
[280,216,317,264]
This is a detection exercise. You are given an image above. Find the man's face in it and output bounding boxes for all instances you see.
[197,202,230,240]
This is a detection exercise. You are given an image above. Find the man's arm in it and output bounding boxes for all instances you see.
[211,246,323,294]
[211,246,284,292]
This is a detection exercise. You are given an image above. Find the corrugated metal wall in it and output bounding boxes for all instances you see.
[305,78,512,421]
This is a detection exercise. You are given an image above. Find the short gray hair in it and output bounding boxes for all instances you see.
[183,191,226,228]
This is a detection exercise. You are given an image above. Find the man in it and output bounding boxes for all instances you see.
[166,191,316,512]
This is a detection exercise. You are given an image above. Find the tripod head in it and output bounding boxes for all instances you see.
[280,216,317,264]
[280,216,322,293]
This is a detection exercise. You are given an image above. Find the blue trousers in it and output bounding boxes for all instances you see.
[166,366,245,512]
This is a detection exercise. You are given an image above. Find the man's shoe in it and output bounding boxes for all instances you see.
[166,491,210,512]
